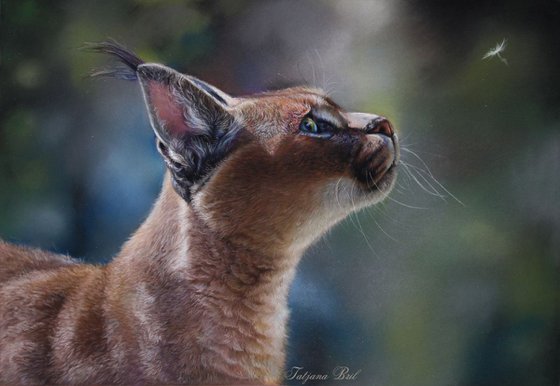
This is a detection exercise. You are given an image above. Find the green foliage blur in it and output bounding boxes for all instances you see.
[0,1,558,385]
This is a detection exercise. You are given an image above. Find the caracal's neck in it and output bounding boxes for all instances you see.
[108,173,301,383]
[113,173,301,288]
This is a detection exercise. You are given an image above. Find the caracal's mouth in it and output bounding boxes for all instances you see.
[353,131,399,193]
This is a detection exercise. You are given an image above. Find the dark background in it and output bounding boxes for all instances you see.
[1,1,558,385]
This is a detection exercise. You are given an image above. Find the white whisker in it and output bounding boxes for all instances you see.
[348,180,379,256]
[366,170,429,210]
[407,163,466,207]
[401,161,447,199]
[400,147,465,206]
[365,208,400,242]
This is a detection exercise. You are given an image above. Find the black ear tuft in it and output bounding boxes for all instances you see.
[85,39,144,81]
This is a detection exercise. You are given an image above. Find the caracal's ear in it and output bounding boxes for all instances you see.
[137,63,233,144]
[87,40,240,201]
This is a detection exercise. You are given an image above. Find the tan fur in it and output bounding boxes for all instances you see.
[0,82,398,384]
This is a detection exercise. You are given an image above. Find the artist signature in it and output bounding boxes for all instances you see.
[285,366,362,384]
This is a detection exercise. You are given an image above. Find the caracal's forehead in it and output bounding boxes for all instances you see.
[233,87,345,138]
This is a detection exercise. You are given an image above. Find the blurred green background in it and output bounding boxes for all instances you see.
[0,1,558,385]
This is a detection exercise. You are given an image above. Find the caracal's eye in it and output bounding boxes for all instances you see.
[300,117,319,134]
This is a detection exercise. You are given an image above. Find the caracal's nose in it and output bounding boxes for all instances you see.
[365,117,394,137]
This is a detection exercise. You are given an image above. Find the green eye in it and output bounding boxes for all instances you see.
[299,116,335,138]
[300,117,319,133]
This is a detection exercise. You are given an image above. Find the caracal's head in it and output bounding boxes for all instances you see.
[92,41,398,255]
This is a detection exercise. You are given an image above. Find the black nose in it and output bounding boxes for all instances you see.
[365,117,394,137]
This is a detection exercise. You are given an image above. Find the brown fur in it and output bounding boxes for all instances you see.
[0,49,398,384]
